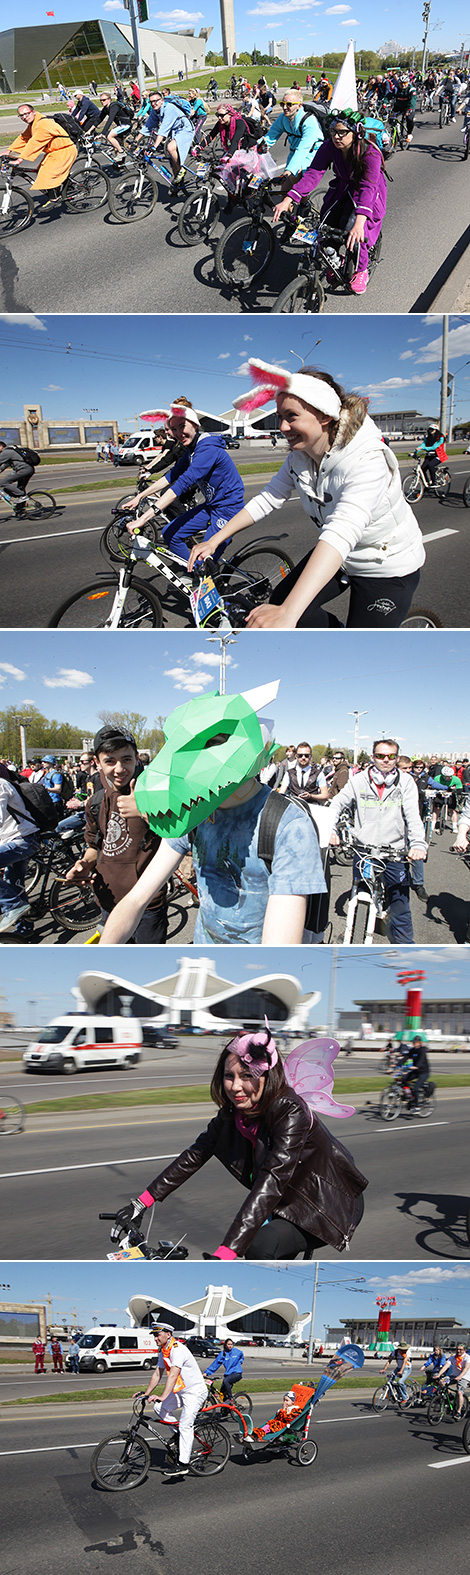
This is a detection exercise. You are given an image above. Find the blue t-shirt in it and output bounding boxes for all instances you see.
[42,769,63,805]
[167,783,326,944]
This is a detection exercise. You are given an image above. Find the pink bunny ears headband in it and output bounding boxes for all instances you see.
[233,358,342,420]
[140,404,201,428]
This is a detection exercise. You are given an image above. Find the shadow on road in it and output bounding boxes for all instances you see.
[395,1190,470,1258]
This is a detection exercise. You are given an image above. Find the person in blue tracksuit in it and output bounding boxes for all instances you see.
[205,1338,244,1401]
[125,403,244,563]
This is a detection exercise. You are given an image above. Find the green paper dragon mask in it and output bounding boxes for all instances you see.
[134,681,279,837]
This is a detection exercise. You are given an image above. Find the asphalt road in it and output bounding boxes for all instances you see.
[2,1396,470,1575]
[0,459,469,628]
[1,1091,468,1259]
[1,107,469,314]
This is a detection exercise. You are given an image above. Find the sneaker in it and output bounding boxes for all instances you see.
[162,1463,189,1478]
[349,268,369,294]
[407,134,413,144]
[0,901,30,933]
[413,884,428,901]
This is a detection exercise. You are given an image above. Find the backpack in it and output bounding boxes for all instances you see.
[10,775,60,833]
[165,94,193,122]
[13,445,40,468]
[360,115,388,151]
[60,771,75,802]
[298,102,329,134]
[49,111,84,144]
[257,792,330,935]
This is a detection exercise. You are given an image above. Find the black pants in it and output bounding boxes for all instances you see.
[244,1216,326,1260]
[422,453,439,484]
[221,1372,242,1400]
[100,903,168,943]
[270,553,421,628]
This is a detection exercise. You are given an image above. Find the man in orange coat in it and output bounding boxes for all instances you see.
[7,104,77,199]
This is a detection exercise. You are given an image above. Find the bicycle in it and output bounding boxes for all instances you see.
[379,1069,437,1121]
[214,174,300,292]
[205,1380,253,1421]
[438,95,453,128]
[100,1209,189,1261]
[330,807,355,865]
[0,159,34,233]
[90,1393,230,1490]
[342,843,415,945]
[427,1380,468,1425]
[47,516,294,630]
[372,1372,414,1411]
[387,110,410,150]
[463,475,470,507]
[0,1091,26,1134]
[402,457,451,502]
[462,118,470,161]
[0,484,57,520]
[272,213,382,314]
[107,145,159,222]
[10,825,102,939]
[177,156,232,246]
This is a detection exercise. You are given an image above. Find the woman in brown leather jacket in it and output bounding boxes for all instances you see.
[113,1029,367,1260]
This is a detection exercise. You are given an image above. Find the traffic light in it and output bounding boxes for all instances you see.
[137,0,149,19]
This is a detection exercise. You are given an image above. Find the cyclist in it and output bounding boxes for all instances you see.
[6,102,78,205]
[273,108,387,294]
[64,725,168,943]
[0,440,35,515]
[205,1338,245,1401]
[187,88,207,144]
[200,102,256,159]
[380,1345,413,1404]
[404,1035,430,1111]
[188,361,425,628]
[418,1344,447,1404]
[70,88,101,132]
[314,74,333,104]
[124,401,245,564]
[41,754,63,806]
[437,1344,470,1415]
[0,761,39,934]
[109,1025,367,1259]
[328,737,427,942]
[138,87,196,185]
[414,424,446,488]
[440,69,458,121]
[96,92,132,159]
[391,73,417,144]
[259,89,324,194]
[141,1322,208,1479]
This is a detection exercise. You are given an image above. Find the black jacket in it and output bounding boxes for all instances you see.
[145,1087,368,1254]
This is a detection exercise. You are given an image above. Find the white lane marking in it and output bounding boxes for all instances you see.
[377,1122,448,1132]
[0,526,104,546]
[421,529,459,543]
[0,1151,177,1179]
[428,1456,470,1469]
[315,1416,381,1425]
[0,1443,99,1457]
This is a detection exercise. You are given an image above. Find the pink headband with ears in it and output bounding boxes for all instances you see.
[233,358,342,420]
[226,1018,278,1079]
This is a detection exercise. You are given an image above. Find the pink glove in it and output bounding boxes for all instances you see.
[212,1245,237,1260]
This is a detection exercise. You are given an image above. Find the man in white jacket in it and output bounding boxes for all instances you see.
[329,738,427,941]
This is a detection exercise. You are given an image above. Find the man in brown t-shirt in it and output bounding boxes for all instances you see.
[64,727,167,942]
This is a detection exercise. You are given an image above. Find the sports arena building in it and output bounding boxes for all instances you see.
[0,19,206,95]
[76,956,320,1033]
[127,1283,309,1342]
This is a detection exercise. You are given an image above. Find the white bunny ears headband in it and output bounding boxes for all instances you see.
[140,404,201,428]
[233,358,342,420]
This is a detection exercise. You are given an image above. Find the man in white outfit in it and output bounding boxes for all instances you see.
[142,1323,208,1478]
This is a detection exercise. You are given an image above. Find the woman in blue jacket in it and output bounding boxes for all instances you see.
[260,88,324,191]
[125,401,244,562]
[205,1338,244,1401]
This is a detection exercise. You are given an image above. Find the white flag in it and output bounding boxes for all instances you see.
[330,40,358,113]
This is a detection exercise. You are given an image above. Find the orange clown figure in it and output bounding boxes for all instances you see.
[7,104,77,191]
[252,1384,314,1439]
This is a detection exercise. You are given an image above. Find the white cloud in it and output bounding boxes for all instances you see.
[43,384,64,390]
[361,372,437,393]
[103,2,125,9]
[192,652,236,669]
[164,665,213,693]
[218,353,231,360]
[325,4,350,11]
[0,662,26,683]
[152,8,203,18]
[248,0,321,14]
[0,315,46,331]
[42,669,94,689]
[416,322,470,364]
[244,335,253,341]
[399,352,414,361]
[235,361,251,376]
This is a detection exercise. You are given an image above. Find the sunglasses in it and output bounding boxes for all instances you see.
[332,126,351,138]
[374,752,398,761]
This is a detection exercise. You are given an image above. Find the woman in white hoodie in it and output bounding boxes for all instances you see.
[187,361,426,629]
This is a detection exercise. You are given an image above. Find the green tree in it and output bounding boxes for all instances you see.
[0,704,87,762]
[97,710,149,746]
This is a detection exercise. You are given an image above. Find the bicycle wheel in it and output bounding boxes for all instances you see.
[427,1392,445,1425]
[297,1439,318,1466]
[368,232,382,281]
[372,1386,390,1411]
[48,576,162,629]
[21,490,57,519]
[439,105,444,127]
[230,1390,252,1416]
[48,876,102,933]
[273,274,325,314]
[215,216,275,289]
[463,478,470,508]
[402,473,423,502]
[101,518,158,565]
[0,1094,26,1135]
[0,181,34,235]
[347,899,370,945]
[435,469,451,498]
[90,1433,151,1490]
[379,1088,401,1122]
[400,608,442,629]
[108,172,158,222]
[225,542,294,600]
[463,1416,470,1453]
[24,856,43,896]
[189,1418,230,1476]
[63,164,110,212]
[417,1090,436,1118]
[177,189,219,245]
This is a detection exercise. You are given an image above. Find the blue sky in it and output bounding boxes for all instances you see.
[1,945,469,1025]
[1,313,470,426]
[3,1260,470,1337]
[14,4,470,67]
[1,629,470,759]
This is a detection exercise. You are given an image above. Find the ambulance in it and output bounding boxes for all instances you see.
[66,1325,159,1373]
[23,1014,143,1074]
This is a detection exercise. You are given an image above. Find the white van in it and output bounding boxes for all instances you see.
[67,1326,159,1374]
[118,431,162,465]
[23,1014,143,1074]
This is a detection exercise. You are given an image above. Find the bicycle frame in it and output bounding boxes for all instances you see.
[290,216,359,295]
[343,846,404,945]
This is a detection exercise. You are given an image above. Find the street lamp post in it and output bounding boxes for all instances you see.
[206,633,237,693]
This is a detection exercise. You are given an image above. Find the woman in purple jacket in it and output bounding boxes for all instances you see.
[273,109,387,295]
